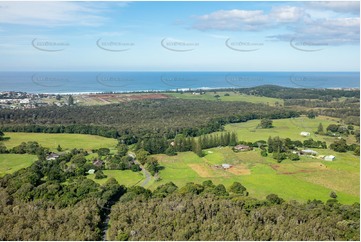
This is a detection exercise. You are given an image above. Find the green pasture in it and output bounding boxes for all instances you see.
[88,170,144,187]
[224,116,357,145]
[3,132,118,152]
[0,154,37,177]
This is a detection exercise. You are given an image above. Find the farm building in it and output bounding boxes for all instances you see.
[222,164,232,169]
[234,144,251,151]
[88,169,95,174]
[324,155,335,161]
[300,131,310,137]
[92,159,103,167]
[300,149,318,156]
[46,153,60,161]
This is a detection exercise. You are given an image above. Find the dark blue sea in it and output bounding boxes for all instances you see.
[0,72,359,93]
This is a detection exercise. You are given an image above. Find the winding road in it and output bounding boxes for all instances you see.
[129,152,152,187]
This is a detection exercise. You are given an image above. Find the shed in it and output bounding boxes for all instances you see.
[222,164,232,169]
[88,169,95,174]
[301,149,318,156]
[324,155,335,161]
[92,159,103,167]
[234,144,251,151]
[46,153,60,161]
[300,131,310,137]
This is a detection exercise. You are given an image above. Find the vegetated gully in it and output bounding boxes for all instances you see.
[100,153,147,240]
[99,188,124,241]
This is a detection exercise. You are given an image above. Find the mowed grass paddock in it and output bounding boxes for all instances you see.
[0,154,37,177]
[150,116,359,204]
[152,147,359,204]
[3,132,118,152]
[88,170,144,187]
[224,116,358,145]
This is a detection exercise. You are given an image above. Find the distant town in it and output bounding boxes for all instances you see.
[0,91,69,109]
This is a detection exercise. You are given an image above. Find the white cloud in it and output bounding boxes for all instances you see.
[192,4,359,45]
[193,9,269,31]
[0,2,110,27]
[269,6,306,23]
[305,1,360,15]
[193,6,307,31]
[268,17,360,45]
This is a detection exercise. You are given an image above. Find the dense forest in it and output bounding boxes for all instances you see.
[108,181,360,241]
[232,85,360,100]
[0,99,299,142]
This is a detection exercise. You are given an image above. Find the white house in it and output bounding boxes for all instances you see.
[88,169,95,174]
[300,131,310,137]
[222,164,232,169]
[301,149,318,156]
[46,153,60,161]
[324,155,335,161]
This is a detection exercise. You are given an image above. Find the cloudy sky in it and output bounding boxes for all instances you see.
[0,1,359,71]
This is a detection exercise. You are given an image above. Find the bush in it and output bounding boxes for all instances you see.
[288,153,300,161]
[260,149,268,157]
[229,182,247,195]
[94,170,107,179]
[266,194,284,204]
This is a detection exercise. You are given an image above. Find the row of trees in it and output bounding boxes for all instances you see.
[135,132,238,157]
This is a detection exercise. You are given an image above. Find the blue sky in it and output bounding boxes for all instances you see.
[0,1,359,71]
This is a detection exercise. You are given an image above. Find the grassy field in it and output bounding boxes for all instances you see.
[224,116,358,145]
[88,170,144,187]
[148,116,359,204]
[3,132,118,152]
[151,145,359,204]
[0,154,37,177]
[167,92,283,106]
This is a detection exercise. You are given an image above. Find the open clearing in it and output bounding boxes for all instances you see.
[151,147,359,204]
[224,116,358,145]
[150,116,359,204]
[167,92,283,106]
[88,170,144,187]
[188,163,214,177]
[3,132,118,152]
[0,154,37,177]
[75,93,169,106]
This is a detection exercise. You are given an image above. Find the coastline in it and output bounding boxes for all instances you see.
[1,85,360,95]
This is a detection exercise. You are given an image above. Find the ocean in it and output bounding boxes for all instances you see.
[0,72,359,94]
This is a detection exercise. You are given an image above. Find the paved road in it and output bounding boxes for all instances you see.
[129,152,152,187]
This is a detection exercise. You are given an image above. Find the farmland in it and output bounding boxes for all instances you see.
[150,145,359,204]
[225,115,358,145]
[0,154,37,177]
[88,170,144,187]
[2,132,118,152]
[0,116,359,204]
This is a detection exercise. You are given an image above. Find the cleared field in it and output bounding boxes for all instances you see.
[0,154,37,177]
[167,92,283,106]
[3,132,118,152]
[224,116,355,145]
[151,144,359,204]
[88,170,144,186]
[75,93,169,106]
